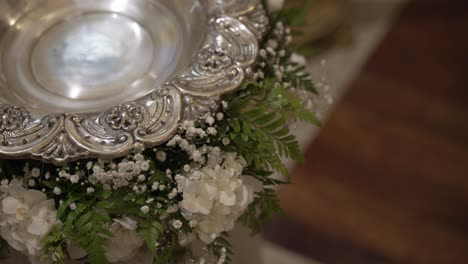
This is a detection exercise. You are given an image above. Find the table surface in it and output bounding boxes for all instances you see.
[236,0,407,263]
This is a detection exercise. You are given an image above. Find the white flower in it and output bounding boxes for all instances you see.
[222,138,230,146]
[53,187,61,195]
[70,174,80,184]
[216,112,224,121]
[189,150,201,163]
[290,53,307,66]
[140,161,150,172]
[172,220,183,229]
[70,203,77,210]
[205,116,215,126]
[179,153,263,244]
[266,46,276,56]
[181,179,217,215]
[28,179,35,187]
[155,151,167,162]
[267,39,279,49]
[278,49,286,57]
[221,101,228,109]
[0,180,57,256]
[0,180,8,193]
[151,182,160,191]
[222,153,246,175]
[267,0,284,12]
[174,175,187,192]
[87,187,95,194]
[140,206,150,214]
[190,171,202,181]
[31,168,41,178]
[168,188,178,200]
[92,165,101,174]
[105,217,145,263]
[133,153,144,161]
[207,127,217,136]
[138,174,146,182]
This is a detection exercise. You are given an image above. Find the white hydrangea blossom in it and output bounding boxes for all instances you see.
[0,179,57,256]
[179,153,262,244]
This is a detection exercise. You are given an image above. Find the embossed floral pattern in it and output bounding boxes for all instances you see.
[0,106,29,132]
[197,45,233,73]
[105,103,146,131]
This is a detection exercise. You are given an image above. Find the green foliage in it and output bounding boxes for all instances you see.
[154,232,181,264]
[138,220,164,255]
[284,64,319,94]
[42,225,67,264]
[280,0,314,26]
[239,188,283,234]
[268,82,320,124]
[223,75,319,179]
[208,233,233,264]
[42,193,114,264]
[72,204,112,264]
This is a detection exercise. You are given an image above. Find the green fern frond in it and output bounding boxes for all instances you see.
[73,205,112,264]
[138,220,164,254]
[239,188,283,234]
[209,233,233,264]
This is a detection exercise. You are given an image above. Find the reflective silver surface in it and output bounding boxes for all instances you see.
[1,0,205,113]
[0,0,268,164]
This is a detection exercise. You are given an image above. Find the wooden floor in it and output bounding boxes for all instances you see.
[264,0,468,263]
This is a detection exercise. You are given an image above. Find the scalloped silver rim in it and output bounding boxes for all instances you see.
[0,0,268,165]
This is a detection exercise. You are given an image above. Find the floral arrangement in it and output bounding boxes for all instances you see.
[0,1,322,263]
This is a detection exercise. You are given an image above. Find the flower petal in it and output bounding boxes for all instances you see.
[22,190,47,208]
[2,197,23,215]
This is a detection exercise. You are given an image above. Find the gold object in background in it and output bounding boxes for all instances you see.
[286,0,348,45]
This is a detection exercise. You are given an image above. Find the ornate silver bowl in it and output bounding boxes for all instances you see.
[0,0,267,164]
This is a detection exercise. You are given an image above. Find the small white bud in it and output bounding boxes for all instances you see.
[140,205,150,214]
[172,220,183,229]
[53,187,62,195]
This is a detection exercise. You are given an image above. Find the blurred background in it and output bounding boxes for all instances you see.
[260,0,468,263]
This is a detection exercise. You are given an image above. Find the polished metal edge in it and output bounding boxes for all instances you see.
[0,0,268,165]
